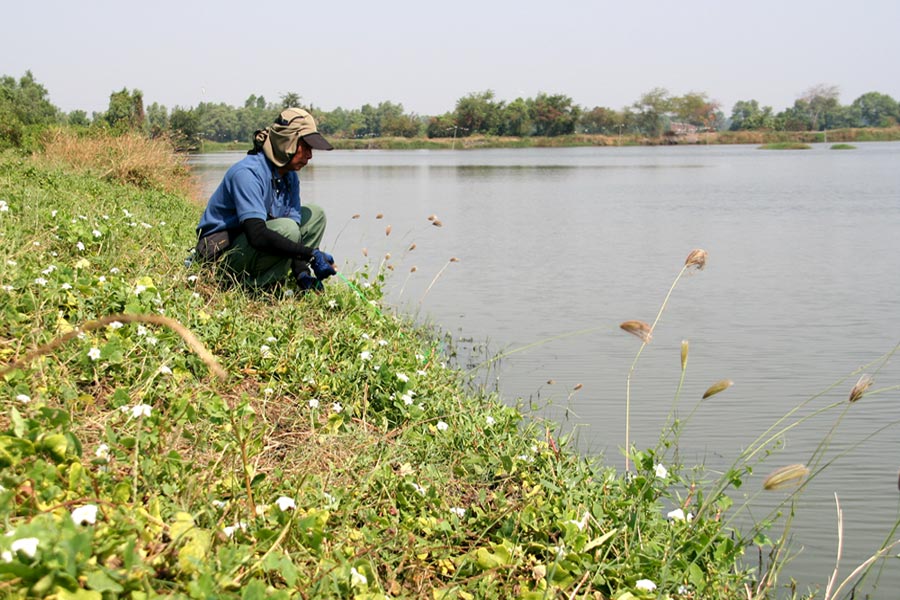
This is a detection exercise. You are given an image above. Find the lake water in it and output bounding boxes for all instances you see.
[191,143,900,596]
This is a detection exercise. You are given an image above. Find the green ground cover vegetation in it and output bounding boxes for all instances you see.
[1,133,897,599]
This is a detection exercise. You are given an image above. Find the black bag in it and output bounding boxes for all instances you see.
[195,229,237,262]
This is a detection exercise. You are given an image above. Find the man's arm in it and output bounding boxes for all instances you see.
[242,218,314,260]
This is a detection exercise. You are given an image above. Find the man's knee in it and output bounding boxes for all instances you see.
[267,218,302,243]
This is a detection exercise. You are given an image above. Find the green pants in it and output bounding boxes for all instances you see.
[223,204,327,287]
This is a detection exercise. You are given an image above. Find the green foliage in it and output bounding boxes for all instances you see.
[758,142,813,150]
[0,151,776,598]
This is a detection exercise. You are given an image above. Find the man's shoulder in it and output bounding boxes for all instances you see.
[227,153,272,179]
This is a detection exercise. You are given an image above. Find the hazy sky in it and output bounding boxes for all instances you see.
[4,0,899,117]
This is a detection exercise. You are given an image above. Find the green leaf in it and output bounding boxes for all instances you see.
[86,570,124,593]
[241,579,267,600]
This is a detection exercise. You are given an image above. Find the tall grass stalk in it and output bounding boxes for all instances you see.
[622,249,707,471]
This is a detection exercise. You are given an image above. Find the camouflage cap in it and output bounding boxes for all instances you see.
[261,107,333,166]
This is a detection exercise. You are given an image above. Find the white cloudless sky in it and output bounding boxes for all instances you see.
[3,0,899,117]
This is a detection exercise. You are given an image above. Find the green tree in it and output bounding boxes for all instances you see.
[672,92,722,130]
[105,87,145,131]
[632,87,672,136]
[66,110,90,127]
[579,106,621,134]
[169,106,200,150]
[145,102,168,138]
[0,70,60,147]
[530,92,580,136]
[426,113,456,138]
[280,92,302,108]
[454,90,504,136]
[729,100,776,131]
[850,91,899,127]
[500,98,533,137]
[799,83,840,131]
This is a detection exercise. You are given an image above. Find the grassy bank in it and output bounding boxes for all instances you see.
[198,127,900,153]
[1,136,897,599]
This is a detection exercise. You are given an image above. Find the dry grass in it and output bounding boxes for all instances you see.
[38,127,199,198]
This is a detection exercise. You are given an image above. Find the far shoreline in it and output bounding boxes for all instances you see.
[197,126,900,153]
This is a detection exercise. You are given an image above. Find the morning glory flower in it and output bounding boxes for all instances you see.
[71,504,99,525]
[16,394,30,403]
[131,404,152,418]
[95,444,110,459]
[87,347,101,361]
[275,496,296,511]
[76,241,85,251]
[360,351,372,361]
[92,229,101,238]
[436,421,449,431]
[485,416,496,426]
[134,284,147,295]
[635,579,657,592]
[401,393,413,405]
[350,567,368,586]
[655,464,668,479]
[327,299,337,308]
[332,402,343,413]
[11,537,39,558]
[0,200,8,212]
[396,373,409,383]
[449,507,466,518]
[308,398,320,409]
[222,522,247,538]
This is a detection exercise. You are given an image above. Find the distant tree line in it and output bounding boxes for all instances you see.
[2,71,899,151]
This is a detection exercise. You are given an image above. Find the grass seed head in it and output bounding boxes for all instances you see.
[681,340,689,371]
[449,257,459,263]
[702,379,733,399]
[763,464,809,491]
[428,214,437,222]
[361,248,368,257]
[685,249,708,270]
[385,225,392,236]
[410,266,417,273]
[432,219,444,227]
[376,213,384,219]
[352,213,360,219]
[573,383,583,391]
[408,243,416,251]
[848,374,873,403]
[620,320,652,343]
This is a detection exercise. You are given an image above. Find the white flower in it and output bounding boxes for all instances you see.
[211,500,227,509]
[308,398,320,409]
[401,393,413,406]
[0,200,8,212]
[2,285,14,292]
[136,325,147,336]
[95,444,110,459]
[130,404,152,418]
[76,241,85,251]
[98,276,106,283]
[1,551,11,563]
[34,277,48,286]
[158,365,172,375]
[71,504,99,525]
[134,284,147,295]
[146,336,158,346]
[51,209,57,217]
[263,387,274,396]
[222,522,247,538]
[396,373,409,383]
[41,265,56,275]
[11,537,39,558]
[361,333,370,340]
[108,321,123,329]
[332,402,343,413]
[485,416,496,426]
[265,336,277,343]
[259,345,271,357]
[450,507,466,518]
[378,339,388,346]
[16,394,30,403]
[109,267,120,274]
[61,283,72,290]
[92,229,102,238]
[87,347,101,361]
[187,275,198,282]
[416,369,427,376]
[122,208,132,217]
[275,496,296,511]
[350,567,368,586]
[191,292,200,299]
[327,299,337,308]
[667,508,693,522]
[635,579,657,592]
[32,241,40,246]
[436,421,449,431]
[410,483,426,496]
[360,351,372,361]
[5,259,15,266]
[654,464,668,479]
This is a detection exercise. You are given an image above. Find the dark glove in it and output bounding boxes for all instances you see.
[310,249,336,280]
